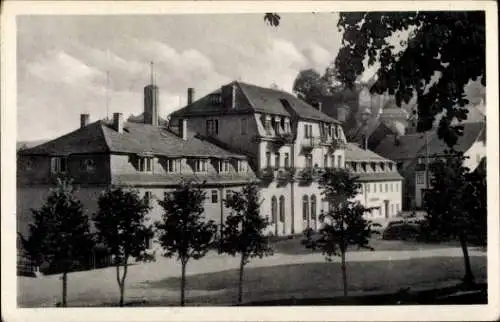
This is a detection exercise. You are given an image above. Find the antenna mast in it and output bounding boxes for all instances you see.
[150,61,155,85]
[105,70,110,120]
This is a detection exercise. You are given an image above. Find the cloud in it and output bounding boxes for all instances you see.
[301,43,333,73]
[27,51,103,85]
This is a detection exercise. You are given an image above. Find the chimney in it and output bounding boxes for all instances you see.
[361,134,368,150]
[187,88,195,105]
[113,112,124,133]
[394,134,401,146]
[221,83,237,110]
[317,102,322,112]
[178,119,188,140]
[337,105,348,123]
[144,62,159,126]
[80,114,90,129]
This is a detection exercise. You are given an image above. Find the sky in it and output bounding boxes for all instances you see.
[17,13,349,142]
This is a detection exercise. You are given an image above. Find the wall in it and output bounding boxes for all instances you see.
[354,180,403,219]
[17,154,111,186]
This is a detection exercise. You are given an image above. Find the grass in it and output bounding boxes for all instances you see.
[271,235,462,256]
[138,256,486,306]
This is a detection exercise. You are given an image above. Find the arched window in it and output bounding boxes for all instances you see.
[310,195,317,223]
[302,195,309,226]
[279,196,285,223]
[271,196,277,224]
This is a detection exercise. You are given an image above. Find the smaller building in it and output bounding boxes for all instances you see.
[374,122,486,209]
[344,143,404,219]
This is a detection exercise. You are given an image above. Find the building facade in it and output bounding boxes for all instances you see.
[170,81,348,236]
[344,143,403,219]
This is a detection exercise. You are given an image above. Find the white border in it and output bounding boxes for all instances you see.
[2,1,499,321]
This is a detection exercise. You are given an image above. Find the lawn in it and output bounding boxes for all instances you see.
[134,255,486,306]
[271,235,464,256]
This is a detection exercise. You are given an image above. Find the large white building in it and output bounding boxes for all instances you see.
[170,81,349,236]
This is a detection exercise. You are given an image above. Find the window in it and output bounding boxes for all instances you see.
[219,160,230,173]
[194,159,208,172]
[241,118,247,134]
[224,190,233,208]
[163,191,169,201]
[24,159,33,171]
[83,159,95,172]
[310,195,317,222]
[279,196,285,223]
[374,183,377,193]
[385,183,388,192]
[380,163,386,172]
[166,159,180,173]
[337,155,343,168]
[211,190,218,203]
[366,183,370,193]
[359,184,363,195]
[266,151,271,167]
[361,162,367,172]
[274,153,280,169]
[396,183,399,192]
[389,163,394,171]
[302,195,309,221]
[284,153,290,168]
[304,124,313,138]
[324,154,328,168]
[271,196,277,224]
[144,191,152,207]
[334,125,340,138]
[331,156,335,168]
[391,204,394,216]
[138,157,153,173]
[416,172,425,184]
[51,157,68,174]
[417,157,424,164]
[396,204,400,213]
[379,183,383,192]
[206,119,219,136]
[390,183,393,192]
[237,160,247,172]
[305,154,313,168]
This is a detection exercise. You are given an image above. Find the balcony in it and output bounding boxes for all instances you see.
[301,136,321,153]
[276,167,295,186]
[328,138,347,152]
[296,167,323,186]
[258,167,275,184]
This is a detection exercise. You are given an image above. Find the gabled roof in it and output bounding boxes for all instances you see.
[374,122,486,161]
[171,81,340,124]
[20,120,245,159]
[345,143,394,163]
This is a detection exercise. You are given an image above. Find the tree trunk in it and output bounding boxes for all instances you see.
[180,261,187,306]
[61,271,68,307]
[341,250,347,297]
[238,254,245,304]
[459,233,475,286]
[116,258,129,307]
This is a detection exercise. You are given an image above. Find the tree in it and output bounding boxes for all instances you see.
[292,69,330,105]
[155,180,218,306]
[423,150,486,285]
[219,183,273,304]
[93,187,154,307]
[267,12,485,147]
[304,168,379,296]
[19,178,94,307]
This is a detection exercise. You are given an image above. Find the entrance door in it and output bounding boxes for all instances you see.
[384,200,390,219]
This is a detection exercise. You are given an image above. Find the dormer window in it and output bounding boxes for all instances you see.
[388,163,393,171]
[380,162,386,172]
[370,162,376,172]
[237,160,247,173]
[219,160,230,173]
[138,157,153,173]
[51,157,68,174]
[166,158,181,173]
[194,159,208,173]
[361,162,367,172]
[210,93,222,105]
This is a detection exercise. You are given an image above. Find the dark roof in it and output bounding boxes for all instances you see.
[374,122,486,161]
[172,81,340,124]
[345,143,393,162]
[20,120,245,159]
[111,173,256,186]
[354,171,403,182]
